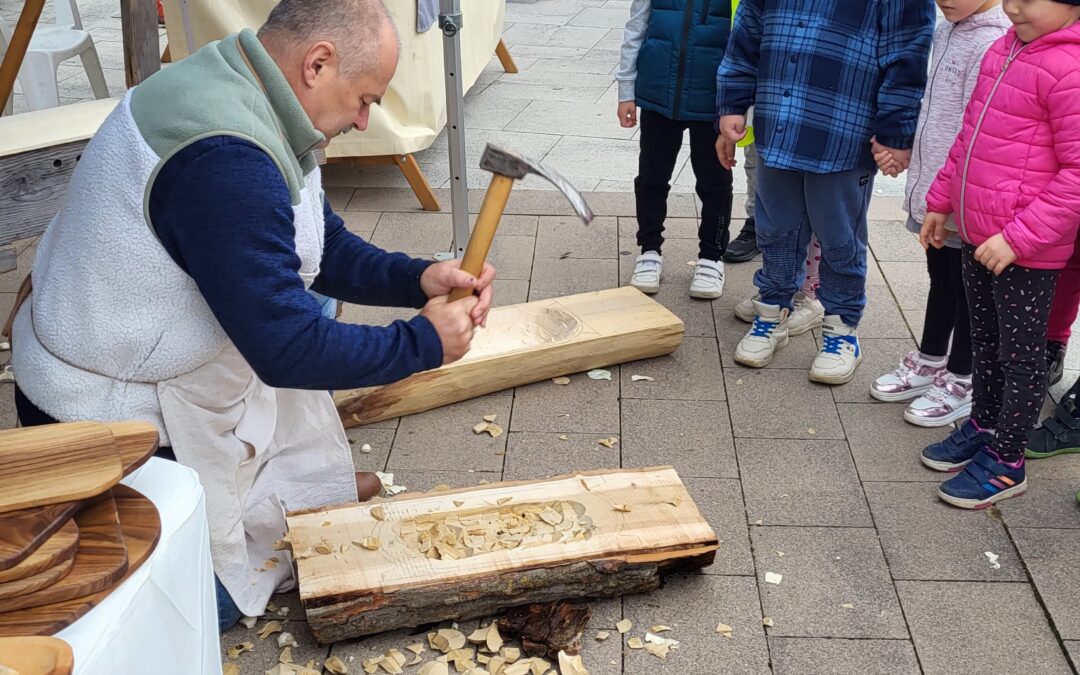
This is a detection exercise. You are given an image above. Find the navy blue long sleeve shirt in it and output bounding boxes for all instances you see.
[147,136,442,391]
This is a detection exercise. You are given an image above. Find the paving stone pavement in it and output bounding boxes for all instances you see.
[4,0,1080,673]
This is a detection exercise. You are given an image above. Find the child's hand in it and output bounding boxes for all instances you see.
[716,114,746,170]
[920,212,948,250]
[870,137,911,177]
[617,101,638,129]
[975,233,1017,276]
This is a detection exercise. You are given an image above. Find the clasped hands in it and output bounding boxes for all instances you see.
[419,259,497,364]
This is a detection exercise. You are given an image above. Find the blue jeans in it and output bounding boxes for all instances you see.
[216,575,243,632]
[753,164,874,327]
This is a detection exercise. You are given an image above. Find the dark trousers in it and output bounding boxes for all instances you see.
[962,245,1059,462]
[634,109,733,261]
[921,246,972,376]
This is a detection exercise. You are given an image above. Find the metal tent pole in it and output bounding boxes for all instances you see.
[439,0,471,258]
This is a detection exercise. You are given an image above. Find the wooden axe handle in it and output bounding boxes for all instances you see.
[448,174,515,302]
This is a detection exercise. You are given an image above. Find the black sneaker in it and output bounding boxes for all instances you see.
[1047,340,1067,387]
[723,218,759,263]
[1026,397,1080,459]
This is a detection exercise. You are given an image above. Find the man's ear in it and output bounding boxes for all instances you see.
[302,41,336,88]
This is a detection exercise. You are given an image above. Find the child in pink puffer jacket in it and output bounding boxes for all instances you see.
[920,0,1080,510]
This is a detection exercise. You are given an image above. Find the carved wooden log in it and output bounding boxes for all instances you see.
[287,467,717,644]
[335,287,685,427]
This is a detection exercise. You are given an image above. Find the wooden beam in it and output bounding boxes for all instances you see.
[0,141,86,248]
[120,0,161,88]
[160,43,172,64]
[0,0,46,108]
[335,287,684,427]
[287,467,718,643]
[495,39,519,74]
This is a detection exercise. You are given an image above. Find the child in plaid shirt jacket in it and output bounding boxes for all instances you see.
[717,0,935,384]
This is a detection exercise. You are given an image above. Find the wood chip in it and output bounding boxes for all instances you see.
[434,628,467,653]
[630,375,654,382]
[597,437,618,448]
[325,656,348,674]
[499,647,520,663]
[279,646,294,664]
[386,650,407,669]
[322,521,332,527]
[560,435,569,441]
[360,443,372,454]
[315,543,333,555]
[762,618,774,627]
[616,619,632,634]
[240,615,258,629]
[649,625,673,633]
[473,422,504,438]
[502,662,531,675]
[613,504,631,513]
[454,500,465,507]
[406,644,425,656]
[807,427,817,435]
[557,651,589,675]
[626,637,644,649]
[497,497,512,505]
[551,377,571,385]
[645,633,679,648]
[586,369,611,381]
[594,631,610,641]
[841,603,854,609]
[370,506,386,521]
[223,664,240,675]
[764,572,782,585]
[227,642,255,659]
[257,620,284,639]
[483,414,497,423]
[341,543,351,554]
[715,623,733,638]
[277,632,298,649]
[643,643,669,660]
[353,537,380,551]
[418,663,450,675]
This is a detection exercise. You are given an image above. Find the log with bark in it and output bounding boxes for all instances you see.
[286,467,717,644]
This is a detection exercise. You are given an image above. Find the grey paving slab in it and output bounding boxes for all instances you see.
[492,278,531,305]
[377,469,502,492]
[684,477,755,575]
[865,258,888,286]
[751,527,909,639]
[0,243,35,293]
[568,6,630,27]
[462,87,532,131]
[369,212,453,256]
[486,234,535,280]
[337,210,380,238]
[727,369,846,440]
[544,135,690,184]
[618,237,721,338]
[831,338,916,404]
[619,336,726,401]
[1068,642,1080,672]
[712,258,760,309]
[769,637,921,675]
[510,373,620,434]
[324,186,355,212]
[622,575,771,675]
[0,385,16,431]
[837,403,944,482]
[737,439,873,527]
[1011,528,1080,639]
[528,257,618,300]
[864,482,1024,581]
[878,262,930,312]
[345,427,394,473]
[481,78,608,102]
[338,302,417,328]
[503,432,620,480]
[345,187,452,213]
[859,285,915,339]
[618,216,702,240]
[328,626,437,674]
[869,220,925,263]
[620,398,738,479]
[585,190,696,218]
[503,22,611,48]
[473,213,539,237]
[389,396,512,472]
[505,98,636,140]
[998,455,1080,529]
[535,215,619,259]
[902,309,926,344]
[868,196,906,221]
[897,581,1074,675]
[426,129,562,189]
[516,55,620,76]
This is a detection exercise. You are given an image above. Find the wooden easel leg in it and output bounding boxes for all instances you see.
[495,39,518,74]
[393,154,441,212]
[161,43,172,64]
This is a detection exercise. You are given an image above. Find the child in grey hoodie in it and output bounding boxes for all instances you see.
[870,0,1010,427]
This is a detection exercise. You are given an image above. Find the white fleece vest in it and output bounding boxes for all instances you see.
[12,92,326,445]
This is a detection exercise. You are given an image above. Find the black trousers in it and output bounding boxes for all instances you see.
[921,246,972,375]
[634,109,733,261]
[962,245,1059,463]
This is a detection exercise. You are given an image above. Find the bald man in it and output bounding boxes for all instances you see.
[11,0,495,627]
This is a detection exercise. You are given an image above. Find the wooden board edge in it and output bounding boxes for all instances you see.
[0,504,79,572]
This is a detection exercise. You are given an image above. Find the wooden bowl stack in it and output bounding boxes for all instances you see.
[0,422,163,655]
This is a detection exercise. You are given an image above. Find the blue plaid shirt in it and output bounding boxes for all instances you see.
[718,0,934,173]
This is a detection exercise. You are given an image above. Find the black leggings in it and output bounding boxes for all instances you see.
[921,246,972,375]
[634,109,733,261]
[962,245,1059,463]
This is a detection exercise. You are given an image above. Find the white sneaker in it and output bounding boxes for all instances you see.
[734,301,790,368]
[629,251,662,294]
[689,259,725,299]
[904,372,973,427]
[870,350,946,402]
[789,294,825,336]
[809,315,862,384]
[736,293,822,335]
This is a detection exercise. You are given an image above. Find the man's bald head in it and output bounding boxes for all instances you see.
[258,0,400,143]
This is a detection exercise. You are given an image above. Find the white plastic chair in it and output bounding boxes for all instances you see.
[0,0,109,113]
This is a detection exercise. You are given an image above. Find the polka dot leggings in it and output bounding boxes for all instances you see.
[962,245,1060,463]
[802,237,822,299]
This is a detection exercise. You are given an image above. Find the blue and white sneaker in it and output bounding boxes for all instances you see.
[920,419,991,472]
[809,315,862,385]
[938,447,1027,509]
[734,301,789,368]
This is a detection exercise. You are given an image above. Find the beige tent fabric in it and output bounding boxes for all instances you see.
[160,0,506,157]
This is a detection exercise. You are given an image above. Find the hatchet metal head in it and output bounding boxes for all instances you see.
[479,144,594,224]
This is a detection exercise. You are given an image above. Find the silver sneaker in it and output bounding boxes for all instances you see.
[870,350,945,403]
[904,373,973,428]
[736,293,823,336]
[629,251,662,294]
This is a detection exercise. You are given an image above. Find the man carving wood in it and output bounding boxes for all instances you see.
[9,0,495,630]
